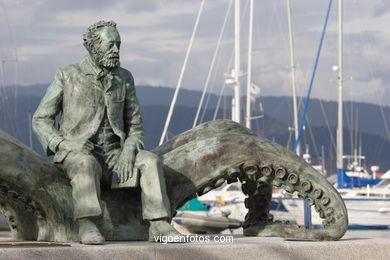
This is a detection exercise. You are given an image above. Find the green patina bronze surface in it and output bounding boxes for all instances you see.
[0,20,348,243]
[29,21,179,244]
[0,119,348,242]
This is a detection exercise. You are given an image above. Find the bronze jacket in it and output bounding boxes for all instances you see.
[32,55,144,163]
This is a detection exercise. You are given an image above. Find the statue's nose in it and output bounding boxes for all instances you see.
[112,45,119,53]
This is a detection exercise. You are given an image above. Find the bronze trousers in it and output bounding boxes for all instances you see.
[60,149,171,220]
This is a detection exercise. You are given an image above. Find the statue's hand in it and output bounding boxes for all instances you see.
[58,139,94,154]
[113,146,136,183]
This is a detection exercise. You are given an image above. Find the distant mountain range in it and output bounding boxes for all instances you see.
[1,84,390,174]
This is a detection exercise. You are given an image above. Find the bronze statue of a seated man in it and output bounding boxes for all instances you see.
[32,20,181,244]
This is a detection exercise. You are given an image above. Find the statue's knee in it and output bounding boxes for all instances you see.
[136,151,160,166]
[75,154,101,172]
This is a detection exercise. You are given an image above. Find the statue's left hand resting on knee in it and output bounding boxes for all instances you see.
[32,20,181,244]
[113,143,138,184]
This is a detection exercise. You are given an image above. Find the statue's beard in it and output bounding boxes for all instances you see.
[91,48,120,69]
[100,53,120,69]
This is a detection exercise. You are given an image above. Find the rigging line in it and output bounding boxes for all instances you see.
[352,4,390,142]
[378,104,390,141]
[349,102,354,156]
[193,0,233,128]
[0,2,16,49]
[198,76,215,123]
[354,108,359,157]
[203,36,232,122]
[273,0,303,121]
[345,31,355,156]
[159,0,206,145]
[0,2,17,102]
[269,0,297,122]
[200,43,234,124]
[293,0,333,153]
[364,50,390,142]
[371,136,384,167]
[318,99,336,153]
[306,116,320,163]
[14,49,18,118]
[271,0,289,55]
[212,30,238,121]
[365,66,390,143]
[359,132,362,166]
[0,2,20,137]
[212,83,227,121]
[204,0,250,125]
[343,101,352,154]
[0,61,18,137]
[211,50,234,121]
[253,102,261,135]
[212,48,236,121]
[212,1,254,124]
[307,29,336,153]
[223,91,227,119]
[293,7,329,153]
[0,61,7,100]
[199,67,219,123]
[286,129,292,149]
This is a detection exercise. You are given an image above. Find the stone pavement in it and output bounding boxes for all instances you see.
[0,230,389,260]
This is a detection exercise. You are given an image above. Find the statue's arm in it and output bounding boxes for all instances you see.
[123,72,144,151]
[113,72,144,182]
[32,69,64,156]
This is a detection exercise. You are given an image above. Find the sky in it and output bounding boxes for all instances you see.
[0,0,389,106]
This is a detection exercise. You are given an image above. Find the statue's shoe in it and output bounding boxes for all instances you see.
[78,218,105,245]
[149,220,184,243]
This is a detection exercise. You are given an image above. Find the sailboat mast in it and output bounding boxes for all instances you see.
[286,0,300,156]
[337,0,343,170]
[159,0,205,145]
[233,0,241,123]
[246,0,253,128]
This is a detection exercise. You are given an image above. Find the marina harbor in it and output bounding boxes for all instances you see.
[0,0,389,259]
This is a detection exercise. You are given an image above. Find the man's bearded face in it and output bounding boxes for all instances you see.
[91,27,121,69]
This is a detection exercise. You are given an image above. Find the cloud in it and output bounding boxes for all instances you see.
[0,0,389,107]
[373,0,390,17]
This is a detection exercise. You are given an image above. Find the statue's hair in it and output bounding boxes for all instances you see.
[83,20,117,52]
